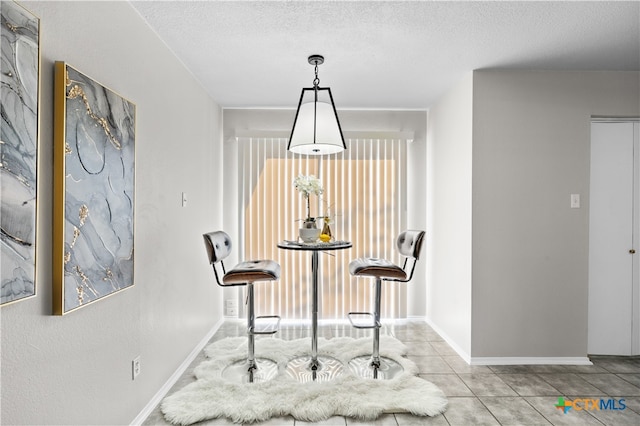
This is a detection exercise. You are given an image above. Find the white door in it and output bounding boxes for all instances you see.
[588,121,638,355]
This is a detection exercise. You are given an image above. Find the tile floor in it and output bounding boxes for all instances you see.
[143,320,640,426]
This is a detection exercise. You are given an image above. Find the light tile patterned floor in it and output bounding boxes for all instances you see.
[143,320,640,426]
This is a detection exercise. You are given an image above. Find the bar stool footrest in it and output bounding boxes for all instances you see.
[251,315,281,335]
[348,312,381,329]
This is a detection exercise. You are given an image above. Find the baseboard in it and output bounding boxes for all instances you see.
[424,317,472,364]
[423,317,593,366]
[130,318,224,426]
[470,356,593,366]
[406,315,428,321]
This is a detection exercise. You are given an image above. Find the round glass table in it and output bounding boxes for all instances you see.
[277,240,352,382]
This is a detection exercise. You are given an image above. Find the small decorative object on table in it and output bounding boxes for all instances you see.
[294,174,323,242]
[300,228,321,243]
[320,216,332,242]
[319,200,337,242]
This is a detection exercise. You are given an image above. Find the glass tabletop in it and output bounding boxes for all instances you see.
[277,240,352,251]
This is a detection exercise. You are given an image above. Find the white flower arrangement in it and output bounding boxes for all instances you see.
[293,174,323,222]
[293,174,323,199]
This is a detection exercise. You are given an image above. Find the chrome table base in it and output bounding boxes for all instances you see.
[285,355,345,383]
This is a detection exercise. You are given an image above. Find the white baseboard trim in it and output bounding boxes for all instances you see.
[423,317,593,366]
[130,318,224,426]
[424,317,472,364]
[470,357,593,366]
[406,315,428,321]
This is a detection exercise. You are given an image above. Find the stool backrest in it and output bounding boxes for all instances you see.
[396,230,425,260]
[203,231,233,264]
[387,230,425,283]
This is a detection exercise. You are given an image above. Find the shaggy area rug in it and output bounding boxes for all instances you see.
[161,335,448,425]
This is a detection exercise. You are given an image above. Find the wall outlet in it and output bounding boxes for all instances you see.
[226,299,238,316]
[132,356,141,380]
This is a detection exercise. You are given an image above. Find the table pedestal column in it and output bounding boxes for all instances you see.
[285,251,344,382]
[311,251,318,368]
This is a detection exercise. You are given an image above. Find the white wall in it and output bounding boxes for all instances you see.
[471,70,640,359]
[405,114,429,318]
[426,73,474,359]
[0,2,223,424]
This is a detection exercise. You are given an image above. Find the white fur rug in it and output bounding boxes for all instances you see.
[161,335,448,425]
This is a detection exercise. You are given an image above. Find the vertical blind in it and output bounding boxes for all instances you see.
[238,137,407,320]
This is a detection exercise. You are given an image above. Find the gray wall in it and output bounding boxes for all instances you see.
[1,2,223,424]
[427,70,640,361]
[471,70,640,358]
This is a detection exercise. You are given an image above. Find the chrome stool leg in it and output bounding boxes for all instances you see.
[247,282,256,371]
[371,278,382,368]
[348,278,404,380]
[221,283,280,383]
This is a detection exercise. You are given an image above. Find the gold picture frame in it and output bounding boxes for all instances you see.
[53,62,136,315]
[1,1,41,307]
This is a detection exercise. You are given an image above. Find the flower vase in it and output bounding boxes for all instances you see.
[299,218,320,242]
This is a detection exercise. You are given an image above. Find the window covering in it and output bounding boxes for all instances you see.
[238,137,408,320]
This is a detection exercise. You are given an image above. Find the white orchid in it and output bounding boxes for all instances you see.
[293,174,323,199]
[294,175,324,222]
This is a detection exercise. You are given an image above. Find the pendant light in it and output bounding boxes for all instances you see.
[288,55,346,155]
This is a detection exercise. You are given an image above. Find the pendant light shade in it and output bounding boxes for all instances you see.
[288,55,346,155]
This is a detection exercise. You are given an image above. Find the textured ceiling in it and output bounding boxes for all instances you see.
[130,1,640,110]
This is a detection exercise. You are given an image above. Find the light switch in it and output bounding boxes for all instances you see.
[570,194,580,209]
[182,192,187,207]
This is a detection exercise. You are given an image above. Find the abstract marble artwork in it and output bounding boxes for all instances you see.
[53,62,135,315]
[0,1,40,306]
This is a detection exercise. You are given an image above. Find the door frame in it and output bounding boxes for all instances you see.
[588,118,640,355]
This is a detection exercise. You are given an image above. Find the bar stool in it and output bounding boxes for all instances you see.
[203,231,281,383]
[347,230,425,379]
